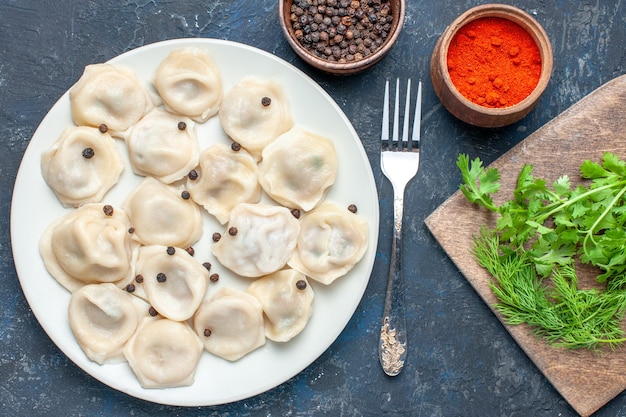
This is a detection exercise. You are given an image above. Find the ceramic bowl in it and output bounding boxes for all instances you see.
[279,0,405,75]
[430,4,553,128]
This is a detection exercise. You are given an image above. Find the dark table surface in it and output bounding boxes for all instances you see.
[2,1,626,416]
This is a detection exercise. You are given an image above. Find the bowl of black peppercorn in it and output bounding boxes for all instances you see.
[279,0,405,75]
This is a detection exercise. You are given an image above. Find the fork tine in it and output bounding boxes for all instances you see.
[381,80,390,144]
[412,81,422,148]
[402,79,411,147]
[392,78,400,145]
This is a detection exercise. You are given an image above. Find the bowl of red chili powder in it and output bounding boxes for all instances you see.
[430,4,553,127]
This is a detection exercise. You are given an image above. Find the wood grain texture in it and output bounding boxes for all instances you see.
[425,74,626,417]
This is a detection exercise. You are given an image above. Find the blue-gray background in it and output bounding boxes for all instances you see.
[1,1,625,416]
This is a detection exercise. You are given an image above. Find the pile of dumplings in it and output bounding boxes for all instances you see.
[38,47,369,389]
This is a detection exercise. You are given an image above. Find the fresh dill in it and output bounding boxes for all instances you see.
[457,153,626,350]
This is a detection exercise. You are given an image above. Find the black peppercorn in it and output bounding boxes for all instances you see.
[148,306,158,317]
[98,124,108,133]
[177,121,187,131]
[135,274,144,283]
[348,204,358,213]
[210,273,219,282]
[261,96,272,106]
[186,247,195,256]
[188,170,198,180]
[212,232,221,242]
[103,205,114,216]
[203,328,212,337]
[231,142,242,151]
[296,279,307,290]
[82,147,95,159]
[126,283,135,293]
[156,272,167,283]
[228,227,238,236]
[166,246,175,255]
[128,227,135,234]
[291,208,301,219]
[202,261,212,271]
[181,190,191,200]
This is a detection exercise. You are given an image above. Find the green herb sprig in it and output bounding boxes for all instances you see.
[457,153,626,349]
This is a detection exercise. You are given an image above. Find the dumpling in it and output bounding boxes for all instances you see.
[122,177,203,248]
[153,47,223,123]
[288,201,369,285]
[212,203,300,278]
[259,127,338,211]
[123,109,199,184]
[124,317,203,388]
[68,283,147,364]
[186,143,260,224]
[193,287,265,361]
[134,245,208,321]
[39,203,137,292]
[41,126,124,207]
[246,269,314,342]
[70,63,154,133]
[218,77,293,159]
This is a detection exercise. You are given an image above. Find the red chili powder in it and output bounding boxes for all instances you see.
[446,17,542,108]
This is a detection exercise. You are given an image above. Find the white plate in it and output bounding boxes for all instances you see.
[10,39,379,406]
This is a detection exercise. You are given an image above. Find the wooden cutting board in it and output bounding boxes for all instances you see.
[425,74,626,417]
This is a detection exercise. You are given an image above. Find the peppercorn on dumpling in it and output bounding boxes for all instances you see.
[41,126,124,208]
[39,203,138,292]
[122,109,199,184]
[288,201,369,285]
[68,283,148,364]
[193,287,266,361]
[259,127,338,212]
[218,77,293,159]
[212,203,300,278]
[185,143,261,224]
[122,177,203,248]
[133,245,209,322]
[124,317,203,389]
[70,63,154,133]
[153,47,223,123]
[246,269,314,342]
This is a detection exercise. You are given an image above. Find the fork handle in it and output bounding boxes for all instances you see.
[378,191,408,376]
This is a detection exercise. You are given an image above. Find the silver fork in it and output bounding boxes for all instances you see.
[378,78,421,377]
